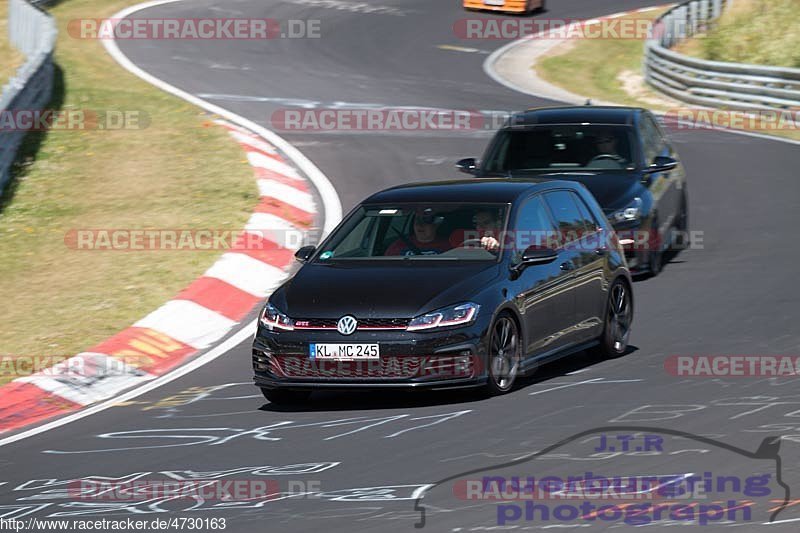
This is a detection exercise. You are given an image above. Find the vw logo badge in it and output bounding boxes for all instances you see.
[337,315,358,335]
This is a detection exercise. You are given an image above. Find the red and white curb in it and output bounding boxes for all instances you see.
[0,120,318,434]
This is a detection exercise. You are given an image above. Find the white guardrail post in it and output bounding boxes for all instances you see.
[643,0,800,113]
[0,0,57,194]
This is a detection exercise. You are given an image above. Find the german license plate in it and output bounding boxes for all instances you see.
[310,343,380,360]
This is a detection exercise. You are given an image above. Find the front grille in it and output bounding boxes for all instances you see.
[293,318,409,330]
[253,350,281,375]
[276,356,423,378]
[254,353,477,380]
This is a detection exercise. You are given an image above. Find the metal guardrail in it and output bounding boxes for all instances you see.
[643,0,800,112]
[0,0,57,194]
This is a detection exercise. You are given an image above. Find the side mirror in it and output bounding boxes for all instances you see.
[522,246,558,265]
[455,158,478,175]
[646,155,678,173]
[511,246,558,275]
[294,245,316,263]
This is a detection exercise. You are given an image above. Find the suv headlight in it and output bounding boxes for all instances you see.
[611,197,642,222]
[407,303,480,331]
[260,302,295,331]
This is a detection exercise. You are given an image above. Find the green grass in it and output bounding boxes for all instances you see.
[536,7,800,142]
[675,0,800,68]
[1,1,25,86]
[0,0,257,383]
[537,10,667,108]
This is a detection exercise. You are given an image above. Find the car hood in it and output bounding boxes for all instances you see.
[502,170,646,210]
[273,261,501,319]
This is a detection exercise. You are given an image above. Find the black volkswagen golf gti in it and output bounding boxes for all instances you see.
[253,179,633,404]
[457,106,688,275]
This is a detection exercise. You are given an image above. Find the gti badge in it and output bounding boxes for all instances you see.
[337,315,358,335]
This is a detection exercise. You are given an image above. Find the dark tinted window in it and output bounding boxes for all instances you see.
[316,203,508,261]
[483,125,635,171]
[513,195,557,253]
[572,193,600,234]
[516,195,556,233]
[544,190,584,244]
[640,114,663,164]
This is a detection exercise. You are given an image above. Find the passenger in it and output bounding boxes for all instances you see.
[473,210,502,252]
[448,209,503,253]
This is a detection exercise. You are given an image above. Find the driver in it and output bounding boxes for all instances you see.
[384,209,451,256]
[594,132,620,157]
[589,130,627,167]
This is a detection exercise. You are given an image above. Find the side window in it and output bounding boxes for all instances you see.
[336,216,377,256]
[543,190,584,245]
[511,196,557,260]
[571,192,601,235]
[483,132,510,173]
[375,212,410,253]
[640,115,663,164]
[648,113,673,154]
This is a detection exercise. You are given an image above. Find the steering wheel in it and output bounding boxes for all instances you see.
[591,154,622,161]
[461,238,499,254]
[461,238,484,248]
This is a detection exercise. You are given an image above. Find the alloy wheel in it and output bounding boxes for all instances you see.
[607,282,632,353]
[489,316,520,392]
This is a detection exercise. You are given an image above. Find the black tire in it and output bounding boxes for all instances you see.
[595,279,633,359]
[261,388,310,405]
[527,0,545,14]
[648,215,663,276]
[672,191,689,250]
[485,314,522,396]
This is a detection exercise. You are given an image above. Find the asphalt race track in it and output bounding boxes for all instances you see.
[2,0,800,531]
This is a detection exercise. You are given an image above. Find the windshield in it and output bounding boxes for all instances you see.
[483,125,636,172]
[314,203,509,261]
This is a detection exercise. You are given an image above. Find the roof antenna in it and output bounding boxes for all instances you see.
[585,99,592,106]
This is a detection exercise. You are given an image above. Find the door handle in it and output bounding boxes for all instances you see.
[594,248,607,256]
[560,261,575,272]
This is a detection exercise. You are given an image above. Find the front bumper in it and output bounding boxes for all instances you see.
[252,324,488,391]
[611,222,658,274]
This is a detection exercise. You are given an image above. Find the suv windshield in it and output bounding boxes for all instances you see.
[483,125,636,172]
[315,203,509,261]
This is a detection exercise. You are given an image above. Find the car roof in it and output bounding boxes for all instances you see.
[508,105,642,127]
[363,179,585,204]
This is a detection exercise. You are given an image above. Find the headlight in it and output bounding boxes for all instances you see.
[611,197,642,222]
[407,303,480,331]
[260,302,295,331]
